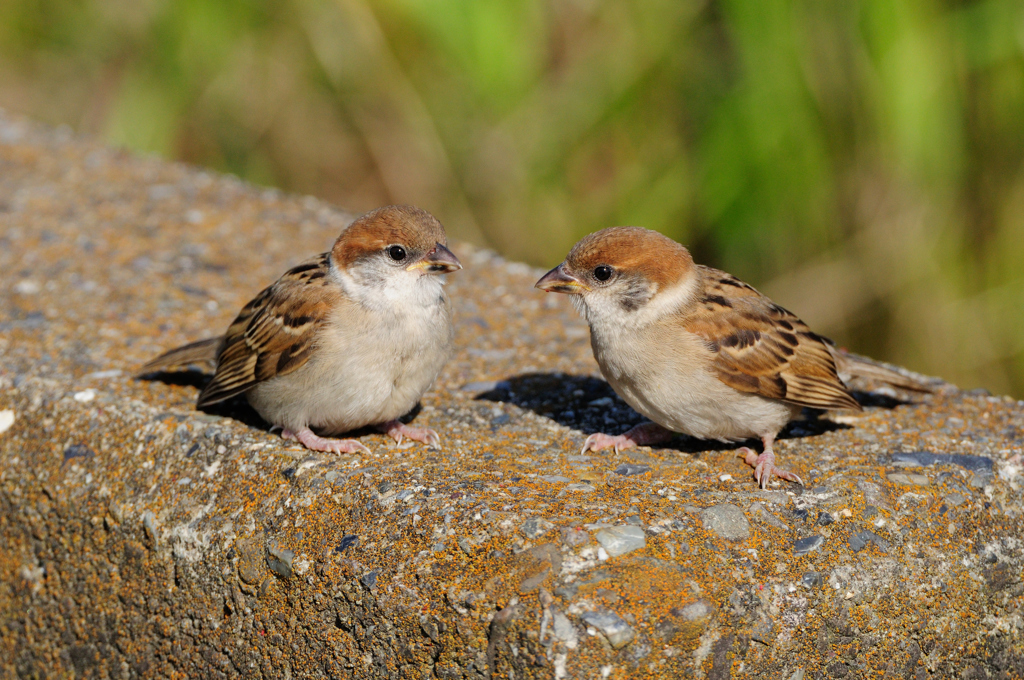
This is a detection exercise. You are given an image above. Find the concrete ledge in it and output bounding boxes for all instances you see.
[2,111,1023,678]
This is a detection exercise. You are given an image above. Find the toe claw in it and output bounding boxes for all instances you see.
[592,432,637,454]
[739,446,759,467]
[743,447,800,489]
[581,434,600,455]
[381,421,442,450]
[282,427,371,454]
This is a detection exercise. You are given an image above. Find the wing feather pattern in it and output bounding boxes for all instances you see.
[196,253,339,407]
[684,267,861,411]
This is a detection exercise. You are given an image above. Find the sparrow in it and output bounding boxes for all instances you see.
[140,205,462,454]
[536,226,930,488]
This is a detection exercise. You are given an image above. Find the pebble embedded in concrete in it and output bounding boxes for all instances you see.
[594,525,646,557]
[360,569,379,589]
[580,609,635,649]
[802,571,823,588]
[522,517,554,539]
[891,451,993,474]
[0,410,13,435]
[794,535,825,555]
[848,530,890,553]
[701,504,750,540]
[266,541,295,579]
[613,464,651,476]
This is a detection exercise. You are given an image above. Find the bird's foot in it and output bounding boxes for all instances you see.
[740,447,802,489]
[581,422,673,454]
[581,432,637,454]
[380,420,441,449]
[282,427,371,455]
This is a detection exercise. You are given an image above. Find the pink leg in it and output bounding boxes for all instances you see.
[740,433,802,489]
[282,427,371,455]
[379,420,441,449]
[581,422,674,454]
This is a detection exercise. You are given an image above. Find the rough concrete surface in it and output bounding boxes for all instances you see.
[2,110,1023,679]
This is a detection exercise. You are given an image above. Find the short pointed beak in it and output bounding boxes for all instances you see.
[408,243,462,274]
[535,263,588,293]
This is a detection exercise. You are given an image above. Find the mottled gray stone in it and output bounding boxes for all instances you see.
[522,517,554,539]
[594,525,646,557]
[794,535,825,555]
[801,572,822,588]
[887,473,930,486]
[749,502,789,530]
[944,493,967,507]
[848,530,890,553]
[701,504,750,541]
[580,609,635,649]
[360,569,379,589]
[613,464,651,476]
[891,451,993,474]
[266,541,295,579]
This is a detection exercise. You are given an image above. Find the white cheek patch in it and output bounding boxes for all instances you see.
[583,273,698,332]
[630,274,699,325]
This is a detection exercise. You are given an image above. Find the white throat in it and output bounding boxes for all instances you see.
[332,262,447,315]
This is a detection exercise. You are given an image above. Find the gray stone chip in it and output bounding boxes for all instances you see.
[63,444,95,463]
[595,525,646,557]
[848,530,890,553]
[802,571,823,588]
[701,504,750,540]
[613,463,651,476]
[580,609,635,649]
[266,541,295,579]
[360,569,379,589]
[794,535,825,555]
[891,451,993,473]
[522,517,554,539]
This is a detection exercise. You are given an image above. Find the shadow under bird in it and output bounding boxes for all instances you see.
[536,226,930,488]
[140,205,462,454]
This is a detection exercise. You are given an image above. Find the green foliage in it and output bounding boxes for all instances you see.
[1,0,1022,396]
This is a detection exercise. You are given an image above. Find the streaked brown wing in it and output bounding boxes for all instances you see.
[685,267,861,411]
[197,254,338,407]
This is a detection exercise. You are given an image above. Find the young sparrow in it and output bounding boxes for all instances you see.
[140,205,462,454]
[536,227,928,488]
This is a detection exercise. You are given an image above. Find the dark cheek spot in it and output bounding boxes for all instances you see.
[618,277,652,312]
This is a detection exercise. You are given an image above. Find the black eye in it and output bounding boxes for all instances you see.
[387,245,407,261]
[594,265,613,282]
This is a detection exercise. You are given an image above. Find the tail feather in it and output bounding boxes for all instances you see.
[138,337,222,375]
[832,349,935,393]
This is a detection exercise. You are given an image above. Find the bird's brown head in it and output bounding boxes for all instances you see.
[535,227,695,315]
[331,205,461,275]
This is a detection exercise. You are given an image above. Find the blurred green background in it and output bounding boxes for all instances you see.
[1,0,1023,396]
